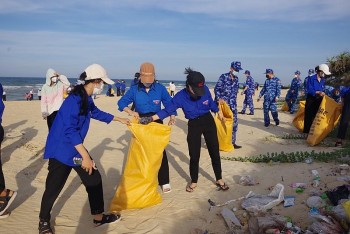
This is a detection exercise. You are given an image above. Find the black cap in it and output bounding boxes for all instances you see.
[187,71,205,96]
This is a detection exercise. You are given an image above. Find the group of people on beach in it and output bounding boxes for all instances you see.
[1,60,350,234]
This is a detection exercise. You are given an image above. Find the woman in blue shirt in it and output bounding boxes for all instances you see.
[140,68,229,193]
[118,62,175,193]
[303,64,331,134]
[38,64,130,234]
[0,82,17,219]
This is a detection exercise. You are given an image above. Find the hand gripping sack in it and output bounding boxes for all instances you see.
[307,95,342,146]
[109,121,171,211]
[214,102,234,152]
[292,101,305,132]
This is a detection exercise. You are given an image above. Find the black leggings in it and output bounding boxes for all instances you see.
[337,92,350,139]
[39,158,104,221]
[139,113,170,186]
[303,94,323,134]
[47,111,58,130]
[0,125,5,193]
[187,113,222,183]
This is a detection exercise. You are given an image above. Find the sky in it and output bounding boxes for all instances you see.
[0,0,349,84]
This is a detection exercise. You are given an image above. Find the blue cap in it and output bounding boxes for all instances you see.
[230,61,243,71]
[264,68,273,74]
[244,70,250,75]
[295,70,301,75]
[308,68,315,75]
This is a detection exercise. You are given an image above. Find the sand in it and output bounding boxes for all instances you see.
[0,89,346,233]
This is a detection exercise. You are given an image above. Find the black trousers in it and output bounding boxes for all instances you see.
[39,158,104,221]
[139,113,170,186]
[337,92,350,139]
[0,125,5,193]
[303,94,323,134]
[47,111,58,130]
[187,113,222,183]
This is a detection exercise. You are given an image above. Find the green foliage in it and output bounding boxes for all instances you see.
[222,146,350,163]
[327,51,350,86]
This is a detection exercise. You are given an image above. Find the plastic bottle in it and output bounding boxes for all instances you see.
[311,170,320,187]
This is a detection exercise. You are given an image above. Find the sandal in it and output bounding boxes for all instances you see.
[186,184,197,193]
[93,213,121,227]
[0,210,10,219]
[38,220,53,234]
[0,189,17,216]
[335,141,343,147]
[161,184,172,193]
[216,182,229,191]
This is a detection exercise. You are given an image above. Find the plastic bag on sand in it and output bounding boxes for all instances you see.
[241,183,284,213]
[306,214,345,234]
[249,215,286,234]
[306,196,326,208]
[239,175,257,186]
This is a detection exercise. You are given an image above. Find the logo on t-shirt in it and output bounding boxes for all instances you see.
[153,100,160,105]
[202,100,209,105]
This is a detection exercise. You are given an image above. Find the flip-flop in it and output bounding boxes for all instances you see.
[216,182,229,191]
[161,184,172,193]
[186,185,197,193]
[0,189,17,216]
[0,210,10,219]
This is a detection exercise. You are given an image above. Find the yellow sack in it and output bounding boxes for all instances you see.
[111,88,115,95]
[307,95,342,146]
[292,101,305,132]
[214,102,234,152]
[343,200,350,221]
[280,101,289,111]
[109,120,171,212]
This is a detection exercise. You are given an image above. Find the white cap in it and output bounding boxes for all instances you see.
[84,64,114,85]
[318,64,331,75]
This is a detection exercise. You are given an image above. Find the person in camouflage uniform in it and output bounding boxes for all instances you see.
[303,68,315,95]
[258,68,282,127]
[214,61,242,149]
[285,70,302,114]
[239,70,255,115]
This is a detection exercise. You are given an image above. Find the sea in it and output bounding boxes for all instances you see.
[0,77,221,101]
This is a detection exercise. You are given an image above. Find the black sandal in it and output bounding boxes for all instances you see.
[216,182,229,191]
[93,213,121,227]
[38,220,53,234]
[335,141,343,147]
[0,189,17,216]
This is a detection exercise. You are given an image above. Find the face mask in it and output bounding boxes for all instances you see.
[93,87,100,95]
[93,83,103,94]
[231,71,238,76]
[51,77,58,83]
[265,75,269,78]
[319,72,325,78]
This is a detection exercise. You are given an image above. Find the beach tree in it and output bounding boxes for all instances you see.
[327,51,350,86]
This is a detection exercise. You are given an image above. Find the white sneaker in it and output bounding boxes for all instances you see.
[161,184,172,193]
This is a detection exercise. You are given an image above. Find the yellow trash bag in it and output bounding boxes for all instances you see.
[343,200,350,221]
[214,102,234,152]
[280,101,289,111]
[307,95,342,146]
[109,120,171,212]
[292,101,305,132]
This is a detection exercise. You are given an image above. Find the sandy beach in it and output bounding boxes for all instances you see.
[0,89,346,233]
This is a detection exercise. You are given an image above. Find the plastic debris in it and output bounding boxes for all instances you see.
[241,183,284,213]
[239,175,258,186]
[284,196,295,207]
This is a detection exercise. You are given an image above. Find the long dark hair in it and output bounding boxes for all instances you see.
[71,72,101,115]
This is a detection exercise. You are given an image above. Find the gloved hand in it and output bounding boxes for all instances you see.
[139,116,153,125]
